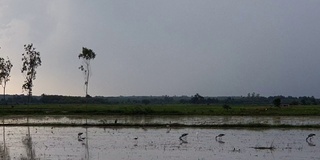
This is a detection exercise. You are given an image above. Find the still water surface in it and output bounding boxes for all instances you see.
[2,115,320,126]
[0,116,319,160]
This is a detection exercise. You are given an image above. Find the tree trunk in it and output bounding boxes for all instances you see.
[3,85,5,104]
[28,90,32,104]
[85,67,90,97]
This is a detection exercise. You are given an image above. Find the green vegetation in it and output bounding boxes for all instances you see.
[1,122,320,129]
[1,104,320,116]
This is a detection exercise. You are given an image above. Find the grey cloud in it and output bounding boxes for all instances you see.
[1,0,320,97]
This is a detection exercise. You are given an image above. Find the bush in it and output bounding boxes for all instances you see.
[223,104,231,110]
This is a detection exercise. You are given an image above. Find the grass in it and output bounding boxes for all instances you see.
[0,104,320,128]
[0,104,320,116]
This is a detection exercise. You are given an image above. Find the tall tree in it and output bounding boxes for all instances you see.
[0,56,13,103]
[21,43,42,103]
[78,47,96,97]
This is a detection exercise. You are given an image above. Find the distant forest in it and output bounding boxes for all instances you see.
[1,93,319,106]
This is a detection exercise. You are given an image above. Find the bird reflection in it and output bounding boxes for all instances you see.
[307,141,316,146]
[217,140,225,144]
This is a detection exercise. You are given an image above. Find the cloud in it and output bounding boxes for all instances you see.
[1,0,320,97]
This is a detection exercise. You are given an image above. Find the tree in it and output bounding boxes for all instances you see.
[190,93,205,104]
[21,43,42,103]
[0,56,13,103]
[78,47,96,97]
[273,98,281,107]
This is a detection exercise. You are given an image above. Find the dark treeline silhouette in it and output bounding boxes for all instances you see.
[0,93,319,106]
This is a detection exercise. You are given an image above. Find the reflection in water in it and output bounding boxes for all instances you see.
[0,125,10,160]
[0,124,319,159]
[2,115,320,126]
[21,126,37,160]
[78,128,90,159]
[306,140,316,147]
[85,127,89,160]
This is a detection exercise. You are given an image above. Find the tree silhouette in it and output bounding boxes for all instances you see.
[0,55,13,103]
[21,43,42,103]
[78,47,96,97]
[190,93,205,104]
[273,98,281,107]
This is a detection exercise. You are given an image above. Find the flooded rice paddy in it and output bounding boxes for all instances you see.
[0,116,319,160]
[2,115,320,126]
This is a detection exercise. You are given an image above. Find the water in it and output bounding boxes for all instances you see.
[0,126,319,160]
[0,116,319,159]
[2,115,320,126]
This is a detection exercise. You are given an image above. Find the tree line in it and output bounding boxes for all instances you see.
[1,93,318,106]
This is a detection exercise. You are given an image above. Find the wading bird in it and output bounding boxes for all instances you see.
[215,134,225,140]
[78,132,86,142]
[166,125,171,133]
[306,133,316,141]
[78,133,83,138]
[179,133,188,141]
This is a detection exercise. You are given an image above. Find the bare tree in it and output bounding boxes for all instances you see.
[78,47,96,97]
[21,43,42,103]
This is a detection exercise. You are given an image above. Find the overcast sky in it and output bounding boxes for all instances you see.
[0,0,320,97]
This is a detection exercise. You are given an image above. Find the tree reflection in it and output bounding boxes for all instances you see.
[0,125,10,160]
[84,127,89,160]
[20,126,37,160]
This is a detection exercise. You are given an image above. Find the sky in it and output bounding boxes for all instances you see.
[0,0,320,97]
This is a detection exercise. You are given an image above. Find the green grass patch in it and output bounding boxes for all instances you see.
[0,104,320,116]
